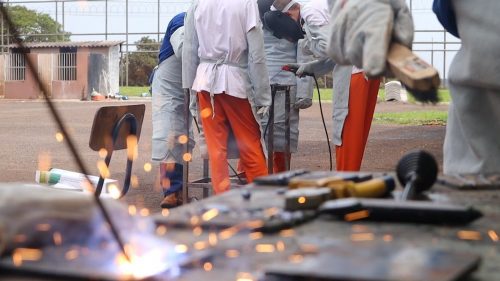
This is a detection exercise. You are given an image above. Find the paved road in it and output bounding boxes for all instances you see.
[0,98,447,212]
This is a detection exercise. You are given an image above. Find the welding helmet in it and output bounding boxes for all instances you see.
[263,10,304,43]
[258,0,274,24]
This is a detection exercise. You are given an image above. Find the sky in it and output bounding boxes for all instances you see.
[6,0,460,77]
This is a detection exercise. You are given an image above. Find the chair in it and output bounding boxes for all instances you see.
[88,104,145,197]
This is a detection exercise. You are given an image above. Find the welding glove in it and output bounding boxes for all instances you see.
[285,58,336,77]
[327,0,414,77]
[294,98,312,109]
[257,105,270,119]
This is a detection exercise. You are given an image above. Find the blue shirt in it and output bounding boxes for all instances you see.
[158,12,186,64]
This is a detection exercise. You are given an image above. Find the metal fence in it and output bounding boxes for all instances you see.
[1,0,460,87]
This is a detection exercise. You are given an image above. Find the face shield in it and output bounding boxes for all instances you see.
[263,10,305,43]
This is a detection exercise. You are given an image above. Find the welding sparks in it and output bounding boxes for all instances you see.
[126,135,138,161]
[65,249,79,261]
[193,226,203,236]
[55,132,64,142]
[183,153,192,162]
[98,148,108,158]
[225,249,240,258]
[37,151,52,171]
[383,234,394,242]
[288,254,304,263]
[209,232,218,246]
[276,241,286,252]
[131,175,139,188]
[36,224,51,232]
[161,209,170,217]
[279,229,295,238]
[12,248,43,266]
[156,225,168,236]
[255,244,275,253]
[249,232,263,240]
[97,160,110,178]
[128,205,137,216]
[53,232,63,246]
[300,244,318,254]
[178,135,188,144]
[457,230,482,241]
[488,230,499,242]
[236,272,256,281]
[194,241,208,250]
[200,108,212,119]
[202,209,219,221]
[219,226,239,240]
[175,244,189,253]
[298,196,306,204]
[140,208,150,217]
[143,162,152,172]
[203,262,213,271]
[108,184,121,199]
[350,233,375,242]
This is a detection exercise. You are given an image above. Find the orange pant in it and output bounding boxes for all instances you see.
[273,152,291,173]
[198,91,267,194]
[335,73,380,171]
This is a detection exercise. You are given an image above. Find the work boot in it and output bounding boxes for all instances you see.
[160,192,182,209]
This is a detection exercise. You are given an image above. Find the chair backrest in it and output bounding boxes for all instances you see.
[89,104,145,151]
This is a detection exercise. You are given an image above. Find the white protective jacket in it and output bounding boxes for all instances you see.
[443,0,500,174]
[182,0,272,158]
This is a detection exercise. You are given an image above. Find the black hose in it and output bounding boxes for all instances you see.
[313,75,333,171]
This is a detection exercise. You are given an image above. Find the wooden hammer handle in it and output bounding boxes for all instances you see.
[387,43,441,92]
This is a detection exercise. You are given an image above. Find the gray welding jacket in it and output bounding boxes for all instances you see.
[303,22,352,146]
[261,29,314,152]
[151,26,195,163]
[443,0,500,174]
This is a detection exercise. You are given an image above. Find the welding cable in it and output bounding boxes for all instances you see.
[312,74,333,171]
[192,116,245,184]
[0,3,130,262]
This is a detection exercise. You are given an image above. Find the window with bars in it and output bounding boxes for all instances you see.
[56,47,77,81]
[5,52,26,81]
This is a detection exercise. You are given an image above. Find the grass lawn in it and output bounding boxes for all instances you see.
[120,86,450,125]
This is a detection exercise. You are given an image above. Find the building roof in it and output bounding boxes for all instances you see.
[7,40,124,49]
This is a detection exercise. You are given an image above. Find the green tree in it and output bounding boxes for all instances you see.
[124,36,160,86]
[2,5,71,42]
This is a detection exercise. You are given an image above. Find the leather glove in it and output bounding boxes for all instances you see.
[256,106,270,119]
[285,59,336,77]
[328,0,414,77]
[294,98,312,109]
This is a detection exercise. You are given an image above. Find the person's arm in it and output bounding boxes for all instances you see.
[294,39,314,109]
[182,1,199,89]
[303,24,330,59]
[327,0,414,77]
[246,2,271,111]
[170,26,185,60]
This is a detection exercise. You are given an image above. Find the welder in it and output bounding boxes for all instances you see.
[182,0,271,194]
[258,0,314,173]
[264,0,382,171]
[151,12,195,208]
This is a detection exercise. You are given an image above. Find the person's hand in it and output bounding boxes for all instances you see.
[284,63,314,77]
[328,0,414,77]
[294,98,312,109]
[256,106,270,119]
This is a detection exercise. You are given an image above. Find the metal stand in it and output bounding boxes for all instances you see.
[268,84,292,173]
[182,88,191,205]
[88,104,146,198]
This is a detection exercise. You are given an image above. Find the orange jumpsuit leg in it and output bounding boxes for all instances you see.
[218,94,268,183]
[273,152,291,173]
[198,91,231,194]
[335,73,380,171]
